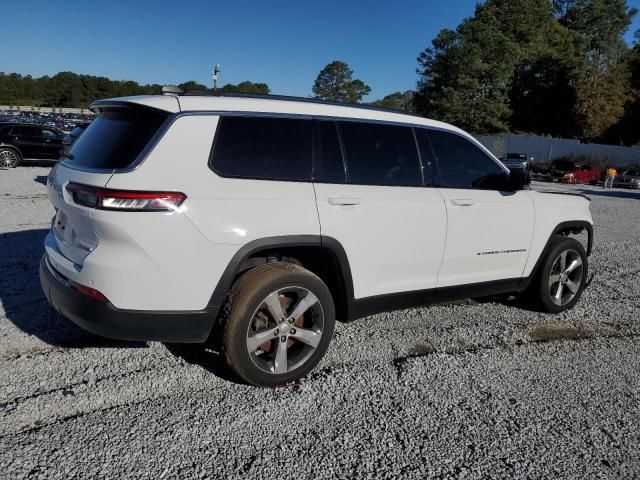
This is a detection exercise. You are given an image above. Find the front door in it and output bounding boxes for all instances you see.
[427,129,535,287]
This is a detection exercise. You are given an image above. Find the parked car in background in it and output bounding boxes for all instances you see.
[62,122,91,150]
[612,169,640,189]
[533,159,600,184]
[0,123,64,168]
[562,164,600,185]
[500,152,530,172]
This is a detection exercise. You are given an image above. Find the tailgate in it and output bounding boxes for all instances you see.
[47,164,112,266]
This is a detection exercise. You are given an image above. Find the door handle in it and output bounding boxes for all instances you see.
[450,198,476,206]
[328,197,362,206]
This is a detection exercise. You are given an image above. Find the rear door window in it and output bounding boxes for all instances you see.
[14,126,42,137]
[338,121,422,186]
[313,120,346,183]
[65,108,168,170]
[210,116,312,181]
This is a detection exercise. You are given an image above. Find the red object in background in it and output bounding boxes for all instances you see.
[562,164,600,185]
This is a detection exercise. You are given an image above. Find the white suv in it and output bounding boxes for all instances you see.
[40,91,593,387]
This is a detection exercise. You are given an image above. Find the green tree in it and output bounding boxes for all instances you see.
[370,91,415,112]
[220,81,270,94]
[602,31,640,144]
[312,61,371,103]
[178,80,207,92]
[415,2,518,133]
[563,0,637,138]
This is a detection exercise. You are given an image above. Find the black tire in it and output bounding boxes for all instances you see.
[530,235,588,313]
[0,148,21,168]
[222,262,335,387]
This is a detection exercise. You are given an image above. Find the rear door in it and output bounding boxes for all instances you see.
[40,127,63,159]
[427,129,534,287]
[313,119,446,299]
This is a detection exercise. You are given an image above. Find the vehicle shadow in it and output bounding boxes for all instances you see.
[164,343,242,384]
[577,188,640,200]
[0,228,146,349]
[34,176,47,186]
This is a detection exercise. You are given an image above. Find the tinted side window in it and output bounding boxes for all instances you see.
[428,130,506,190]
[15,126,42,137]
[211,116,312,181]
[313,120,345,183]
[339,121,422,186]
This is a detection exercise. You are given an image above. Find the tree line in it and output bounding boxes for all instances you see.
[2,0,639,145]
[0,72,269,108]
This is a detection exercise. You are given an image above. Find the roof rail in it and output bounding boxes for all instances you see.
[180,90,421,117]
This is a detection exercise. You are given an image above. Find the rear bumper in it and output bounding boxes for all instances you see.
[39,254,217,343]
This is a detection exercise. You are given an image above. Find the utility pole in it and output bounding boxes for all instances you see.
[212,64,221,91]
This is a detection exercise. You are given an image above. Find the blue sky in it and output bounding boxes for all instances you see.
[4,0,640,100]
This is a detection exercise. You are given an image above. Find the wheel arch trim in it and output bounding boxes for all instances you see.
[522,220,593,289]
[206,235,355,314]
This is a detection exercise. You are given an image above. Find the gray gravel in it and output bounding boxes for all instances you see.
[1,165,639,479]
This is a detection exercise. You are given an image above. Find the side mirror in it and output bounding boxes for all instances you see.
[508,169,530,191]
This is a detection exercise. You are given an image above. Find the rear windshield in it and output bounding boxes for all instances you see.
[65,108,168,170]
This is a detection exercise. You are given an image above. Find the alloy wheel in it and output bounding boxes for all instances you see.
[548,249,584,306]
[0,150,18,168]
[246,286,324,375]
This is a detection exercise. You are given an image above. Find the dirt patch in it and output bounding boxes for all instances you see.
[528,324,594,343]
[408,341,437,356]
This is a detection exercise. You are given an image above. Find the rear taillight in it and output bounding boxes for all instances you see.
[66,183,186,212]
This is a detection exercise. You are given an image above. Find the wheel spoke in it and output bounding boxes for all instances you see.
[565,279,580,294]
[246,328,277,351]
[263,291,286,321]
[564,258,582,274]
[273,339,288,374]
[288,291,319,321]
[559,251,567,271]
[291,327,321,348]
[554,282,564,301]
[549,274,561,285]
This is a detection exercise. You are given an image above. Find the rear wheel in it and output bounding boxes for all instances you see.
[0,148,20,168]
[222,263,335,387]
[530,236,588,313]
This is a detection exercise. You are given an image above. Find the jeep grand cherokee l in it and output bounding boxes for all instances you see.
[40,90,593,387]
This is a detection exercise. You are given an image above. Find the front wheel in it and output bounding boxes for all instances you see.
[530,235,588,313]
[222,263,335,387]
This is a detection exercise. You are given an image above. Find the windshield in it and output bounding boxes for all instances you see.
[623,169,640,176]
[65,107,168,170]
[505,153,527,160]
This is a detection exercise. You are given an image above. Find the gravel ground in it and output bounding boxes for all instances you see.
[1,165,639,479]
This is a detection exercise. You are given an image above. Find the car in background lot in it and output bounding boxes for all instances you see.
[612,169,640,189]
[562,163,600,185]
[500,152,530,172]
[0,123,64,167]
[62,122,91,150]
[534,159,600,184]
